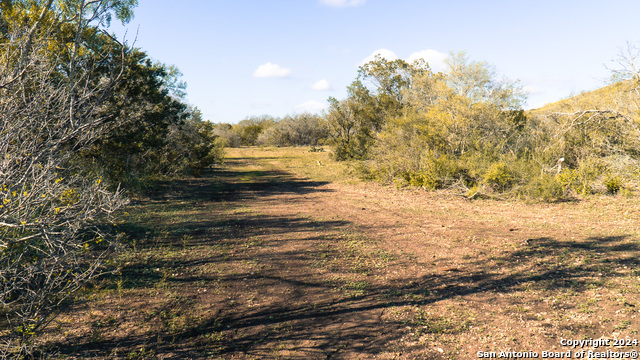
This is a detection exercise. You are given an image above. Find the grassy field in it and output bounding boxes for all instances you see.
[46,146,640,359]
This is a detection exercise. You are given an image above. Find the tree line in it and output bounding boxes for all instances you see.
[0,1,221,357]
[213,113,329,148]
[221,51,640,201]
[334,52,640,201]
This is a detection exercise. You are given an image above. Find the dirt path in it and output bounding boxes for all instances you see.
[51,148,640,359]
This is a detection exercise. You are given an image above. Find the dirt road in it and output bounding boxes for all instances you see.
[53,148,640,359]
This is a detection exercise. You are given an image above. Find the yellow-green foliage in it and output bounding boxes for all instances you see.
[555,157,606,195]
[522,173,566,202]
[557,169,590,195]
[59,187,79,205]
[331,54,640,200]
[398,155,472,190]
[483,162,516,191]
[604,175,623,194]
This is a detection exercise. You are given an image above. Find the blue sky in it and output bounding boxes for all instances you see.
[110,0,640,123]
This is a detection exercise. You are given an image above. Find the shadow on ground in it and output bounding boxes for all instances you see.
[142,159,331,204]
[51,159,640,359]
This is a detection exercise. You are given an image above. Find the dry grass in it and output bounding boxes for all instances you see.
[44,146,640,359]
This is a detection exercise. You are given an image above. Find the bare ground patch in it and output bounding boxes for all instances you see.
[46,147,640,359]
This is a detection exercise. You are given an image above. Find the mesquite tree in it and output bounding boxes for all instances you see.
[0,1,134,357]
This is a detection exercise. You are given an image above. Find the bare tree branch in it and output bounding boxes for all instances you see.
[0,3,130,356]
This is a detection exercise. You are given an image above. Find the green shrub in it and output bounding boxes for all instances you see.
[604,175,623,194]
[522,174,566,202]
[408,155,472,190]
[555,158,604,195]
[483,162,517,191]
[405,171,442,190]
[557,169,590,195]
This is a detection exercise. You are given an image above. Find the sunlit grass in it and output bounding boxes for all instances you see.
[225,146,357,183]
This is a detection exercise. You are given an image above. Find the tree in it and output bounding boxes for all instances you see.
[368,52,528,191]
[0,1,136,356]
[608,41,640,83]
[212,123,242,147]
[162,107,225,176]
[327,81,380,159]
[257,113,328,147]
[77,49,197,188]
[444,51,525,109]
[326,56,429,160]
[358,55,427,114]
[236,115,276,146]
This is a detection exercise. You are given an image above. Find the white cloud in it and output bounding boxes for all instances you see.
[359,48,398,66]
[253,62,291,78]
[311,79,332,91]
[407,49,448,73]
[295,100,327,113]
[319,0,366,8]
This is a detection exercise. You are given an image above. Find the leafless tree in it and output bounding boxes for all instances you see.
[608,41,640,84]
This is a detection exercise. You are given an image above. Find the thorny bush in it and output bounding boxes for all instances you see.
[0,1,131,357]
